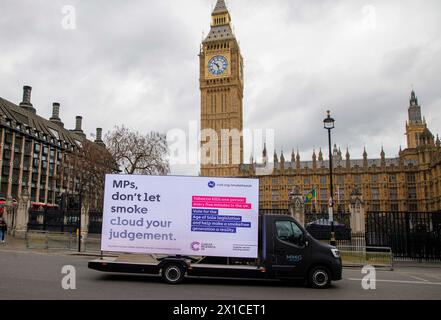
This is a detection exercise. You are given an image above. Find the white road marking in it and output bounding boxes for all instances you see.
[408,275,429,282]
[420,273,441,281]
[348,278,441,286]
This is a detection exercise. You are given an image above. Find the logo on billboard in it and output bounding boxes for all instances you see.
[191,241,201,251]
[208,181,216,188]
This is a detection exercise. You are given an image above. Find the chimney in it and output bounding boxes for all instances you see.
[96,128,103,141]
[49,102,64,127]
[75,116,83,131]
[52,103,60,118]
[19,85,36,113]
[71,116,86,139]
[95,128,105,147]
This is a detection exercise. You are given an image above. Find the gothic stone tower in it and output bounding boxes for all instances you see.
[200,0,244,177]
[406,90,427,149]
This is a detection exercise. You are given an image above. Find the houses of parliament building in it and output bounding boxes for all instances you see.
[200,0,441,213]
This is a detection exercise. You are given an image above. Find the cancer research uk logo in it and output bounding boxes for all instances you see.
[208,181,216,188]
[191,241,216,252]
[191,241,201,251]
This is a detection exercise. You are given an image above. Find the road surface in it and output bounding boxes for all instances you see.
[0,250,440,300]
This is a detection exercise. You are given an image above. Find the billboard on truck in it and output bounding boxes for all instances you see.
[101,175,260,258]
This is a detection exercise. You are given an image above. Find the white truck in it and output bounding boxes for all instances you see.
[89,175,342,288]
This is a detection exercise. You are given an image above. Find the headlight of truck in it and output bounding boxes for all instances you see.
[331,248,340,258]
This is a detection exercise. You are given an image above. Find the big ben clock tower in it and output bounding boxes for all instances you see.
[200,0,244,177]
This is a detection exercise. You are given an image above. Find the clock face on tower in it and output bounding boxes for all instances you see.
[208,55,228,76]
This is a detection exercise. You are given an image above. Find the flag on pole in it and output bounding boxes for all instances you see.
[305,189,316,203]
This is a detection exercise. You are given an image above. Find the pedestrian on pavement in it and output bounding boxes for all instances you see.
[0,217,7,243]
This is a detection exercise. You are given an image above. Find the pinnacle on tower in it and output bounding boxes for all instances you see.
[213,0,228,14]
[318,148,323,162]
[204,0,236,42]
[408,88,423,124]
[410,89,418,106]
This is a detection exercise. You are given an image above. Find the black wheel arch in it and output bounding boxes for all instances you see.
[158,257,190,271]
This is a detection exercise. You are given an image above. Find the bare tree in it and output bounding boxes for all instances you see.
[67,140,118,210]
[105,125,170,175]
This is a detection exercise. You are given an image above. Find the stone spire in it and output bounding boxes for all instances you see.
[408,88,422,124]
[312,149,317,169]
[436,134,441,148]
[291,149,295,163]
[318,148,323,162]
[205,0,234,42]
[363,147,368,168]
[398,146,404,166]
[280,150,285,171]
[346,147,350,168]
[296,149,300,169]
[410,89,418,106]
[213,0,228,14]
[262,143,268,165]
[333,144,338,156]
[381,146,386,167]
[274,150,278,163]
[262,143,267,157]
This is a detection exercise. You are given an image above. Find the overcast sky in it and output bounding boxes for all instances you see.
[1,0,441,175]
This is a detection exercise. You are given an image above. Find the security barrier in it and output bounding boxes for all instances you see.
[338,245,393,270]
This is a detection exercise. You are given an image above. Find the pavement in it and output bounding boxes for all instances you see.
[0,233,101,256]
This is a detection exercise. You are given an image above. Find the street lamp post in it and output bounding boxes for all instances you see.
[77,185,84,253]
[323,110,336,246]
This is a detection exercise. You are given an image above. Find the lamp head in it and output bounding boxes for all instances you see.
[324,110,335,130]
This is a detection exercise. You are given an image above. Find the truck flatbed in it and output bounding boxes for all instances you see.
[88,256,267,280]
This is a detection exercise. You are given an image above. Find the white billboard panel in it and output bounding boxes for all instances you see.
[101,175,259,258]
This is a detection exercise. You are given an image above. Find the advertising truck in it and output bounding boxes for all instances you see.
[88,175,342,288]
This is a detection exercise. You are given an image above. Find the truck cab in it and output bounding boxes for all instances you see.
[260,214,342,288]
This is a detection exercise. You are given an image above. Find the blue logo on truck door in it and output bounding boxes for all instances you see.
[287,255,303,263]
[208,181,216,188]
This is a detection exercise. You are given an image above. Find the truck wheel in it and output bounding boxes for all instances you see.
[162,264,185,285]
[308,266,331,289]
